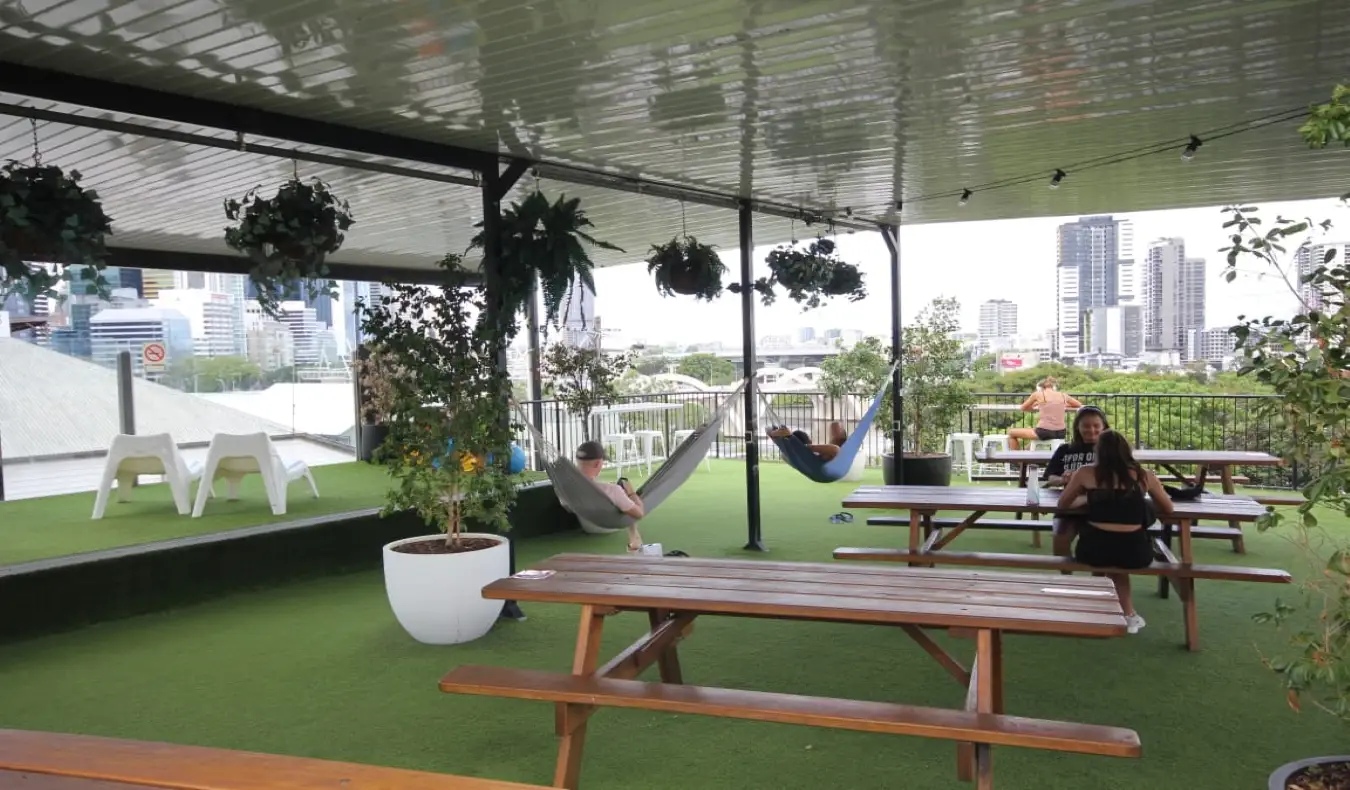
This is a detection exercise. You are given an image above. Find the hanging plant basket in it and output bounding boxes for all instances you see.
[471,191,622,334]
[0,160,114,301]
[224,177,353,318]
[647,235,725,301]
[728,236,866,310]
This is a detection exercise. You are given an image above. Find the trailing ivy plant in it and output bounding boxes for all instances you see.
[356,254,517,551]
[728,237,866,310]
[0,160,114,302]
[470,191,622,330]
[1224,82,1350,720]
[224,177,353,318]
[646,235,725,301]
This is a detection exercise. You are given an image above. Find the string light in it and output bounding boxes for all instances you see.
[1182,135,1202,161]
[958,189,972,206]
[1049,169,1066,189]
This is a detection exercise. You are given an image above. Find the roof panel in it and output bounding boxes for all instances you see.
[0,0,1348,279]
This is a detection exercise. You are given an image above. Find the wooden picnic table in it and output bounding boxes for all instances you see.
[976,448,1282,491]
[439,553,1141,789]
[839,485,1286,650]
[0,729,548,790]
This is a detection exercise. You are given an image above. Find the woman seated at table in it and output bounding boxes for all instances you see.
[1058,430,1174,635]
[1008,377,1082,449]
[768,422,848,460]
[1043,406,1109,559]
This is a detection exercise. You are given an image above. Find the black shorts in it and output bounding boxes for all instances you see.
[1034,428,1067,441]
[1074,524,1154,569]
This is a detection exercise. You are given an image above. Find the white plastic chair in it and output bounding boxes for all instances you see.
[945,432,981,481]
[672,429,713,473]
[192,432,319,517]
[92,433,214,519]
[632,429,667,476]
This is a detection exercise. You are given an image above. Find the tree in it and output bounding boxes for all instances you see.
[1224,83,1350,720]
[542,343,636,439]
[819,335,893,432]
[162,355,263,392]
[676,352,735,385]
[632,354,671,376]
[902,297,973,454]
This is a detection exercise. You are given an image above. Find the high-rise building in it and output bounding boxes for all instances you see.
[1187,328,1238,363]
[1085,305,1143,357]
[278,301,322,366]
[246,279,334,328]
[1056,215,1134,355]
[795,326,817,344]
[140,269,178,300]
[1296,241,1350,313]
[343,281,387,349]
[89,306,194,375]
[977,299,1018,340]
[1144,238,1207,358]
[153,289,238,358]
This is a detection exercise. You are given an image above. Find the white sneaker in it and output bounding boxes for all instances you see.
[1126,614,1146,634]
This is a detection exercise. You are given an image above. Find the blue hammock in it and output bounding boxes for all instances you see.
[764,363,898,483]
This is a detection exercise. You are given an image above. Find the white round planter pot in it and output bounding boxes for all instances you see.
[383,533,510,645]
[841,450,868,482]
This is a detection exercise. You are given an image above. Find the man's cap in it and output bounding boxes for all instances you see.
[575,440,606,461]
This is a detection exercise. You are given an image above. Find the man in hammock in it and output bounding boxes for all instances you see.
[767,422,848,460]
[574,441,647,552]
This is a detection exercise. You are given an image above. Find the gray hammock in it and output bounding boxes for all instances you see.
[516,380,748,533]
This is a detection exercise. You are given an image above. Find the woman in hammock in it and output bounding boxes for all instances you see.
[768,422,848,460]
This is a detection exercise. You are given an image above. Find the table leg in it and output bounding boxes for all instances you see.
[554,605,607,789]
[1220,466,1246,553]
[1178,518,1194,566]
[647,609,684,684]
[958,629,998,783]
[1177,577,1200,652]
[908,510,922,567]
[989,630,1004,714]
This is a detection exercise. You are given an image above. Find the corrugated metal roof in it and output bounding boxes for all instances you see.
[0,337,290,459]
[1,0,1349,277]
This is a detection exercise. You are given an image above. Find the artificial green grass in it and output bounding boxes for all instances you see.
[0,464,547,567]
[0,460,1340,789]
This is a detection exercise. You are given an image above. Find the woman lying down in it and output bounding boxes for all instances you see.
[768,422,848,459]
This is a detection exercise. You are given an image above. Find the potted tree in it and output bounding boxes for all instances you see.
[0,156,114,302]
[1222,82,1350,790]
[647,235,726,301]
[358,254,518,645]
[470,190,622,330]
[884,297,972,486]
[224,176,354,318]
[353,344,400,463]
[541,341,637,441]
[728,236,866,309]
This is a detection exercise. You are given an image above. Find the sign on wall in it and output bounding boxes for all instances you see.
[142,341,167,373]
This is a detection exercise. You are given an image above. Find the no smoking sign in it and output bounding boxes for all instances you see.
[142,342,167,372]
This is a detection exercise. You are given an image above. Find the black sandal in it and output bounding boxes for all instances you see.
[665,550,689,557]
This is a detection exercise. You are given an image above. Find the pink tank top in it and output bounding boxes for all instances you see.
[1038,392,1068,431]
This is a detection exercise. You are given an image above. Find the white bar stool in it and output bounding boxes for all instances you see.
[632,429,667,476]
[1030,438,1065,453]
[672,429,712,472]
[603,433,639,479]
[979,434,1012,478]
[945,432,981,481]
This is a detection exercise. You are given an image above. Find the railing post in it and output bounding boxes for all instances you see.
[1133,397,1142,446]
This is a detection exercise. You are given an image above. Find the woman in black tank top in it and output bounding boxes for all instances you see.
[1058,430,1175,634]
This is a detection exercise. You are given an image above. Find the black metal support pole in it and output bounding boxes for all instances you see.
[739,201,765,551]
[482,166,525,622]
[117,351,136,435]
[527,274,544,471]
[882,223,903,484]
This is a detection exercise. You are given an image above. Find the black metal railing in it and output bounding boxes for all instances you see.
[518,390,1296,488]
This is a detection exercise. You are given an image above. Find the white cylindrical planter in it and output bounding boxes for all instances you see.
[383,533,510,645]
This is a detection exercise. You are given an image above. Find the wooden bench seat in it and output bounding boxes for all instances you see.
[1251,493,1306,507]
[865,516,1246,552]
[439,665,1142,758]
[970,473,1022,483]
[0,729,547,790]
[833,547,1291,583]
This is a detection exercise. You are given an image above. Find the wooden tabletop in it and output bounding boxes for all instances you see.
[484,553,1127,638]
[976,449,1283,466]
[843,485,1267,522]
[0,729,547,790]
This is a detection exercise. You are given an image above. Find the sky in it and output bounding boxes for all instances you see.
[583,197,1346,348]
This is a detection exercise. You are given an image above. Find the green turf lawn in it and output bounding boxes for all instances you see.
[0,460,1340,789]
[0,463,547,567]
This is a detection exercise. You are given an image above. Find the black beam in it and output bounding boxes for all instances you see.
[0,64,495,174]
[480,167,526,622]
[102,247,470,288]
[739,200,764,551]
[493,159,532,202]
[882,223,904,484]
